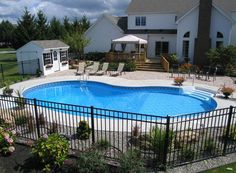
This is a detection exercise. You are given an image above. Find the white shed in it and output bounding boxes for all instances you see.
[16,40,70,76]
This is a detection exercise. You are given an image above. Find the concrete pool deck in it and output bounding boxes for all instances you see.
[4,69,236,109]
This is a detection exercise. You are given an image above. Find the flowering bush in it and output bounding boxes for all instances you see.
[220,86,235,98]
[0,127,16,155]
[32,133,69,172]
[174,77,185,86]
[179,63,192,73]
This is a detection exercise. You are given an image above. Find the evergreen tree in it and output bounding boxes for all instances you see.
[0,20,15,47]
[36,10,48,40]
[48,16,66,39]
[13,8,37,48]
[79,15,90,33]
[63,16,72,34]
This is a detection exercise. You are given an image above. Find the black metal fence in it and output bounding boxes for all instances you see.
[0,95,235,169]
[0,59,39,83]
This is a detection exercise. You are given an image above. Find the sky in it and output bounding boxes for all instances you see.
[0,0,131,23]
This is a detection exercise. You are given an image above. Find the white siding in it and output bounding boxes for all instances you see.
[84,17,123,53]
[128,14,177,30]
[147,34,176,58]
[176,7,199,62]
[210,7,232,48]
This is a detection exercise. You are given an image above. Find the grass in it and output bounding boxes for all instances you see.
[0,47,15,51]
[0,49,32,87]
[201,162,236,173]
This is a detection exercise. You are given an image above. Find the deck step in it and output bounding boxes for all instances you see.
[135,62,165,72]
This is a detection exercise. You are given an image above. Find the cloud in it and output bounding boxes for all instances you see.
[0,0,131,23]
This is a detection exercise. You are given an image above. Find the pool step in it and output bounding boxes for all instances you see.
[190,89,213,101]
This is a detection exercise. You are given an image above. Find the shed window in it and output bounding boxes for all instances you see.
[43,53,52,65]
[60,51,68,62]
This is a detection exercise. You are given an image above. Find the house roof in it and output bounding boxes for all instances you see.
[126,0,236,19]
[31,40,69,49]
[104,14,128,32]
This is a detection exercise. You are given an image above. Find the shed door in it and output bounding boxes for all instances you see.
[53,51,60,71]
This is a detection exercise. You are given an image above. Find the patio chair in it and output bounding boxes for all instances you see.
[88,62,100,75]
[110,63,125,76]
[96,62,109,75]
[76,62,85,75]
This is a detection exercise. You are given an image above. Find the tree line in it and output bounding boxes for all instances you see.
[0,8,90,54]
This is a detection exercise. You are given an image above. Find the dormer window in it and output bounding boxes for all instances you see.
[135,16,146,26]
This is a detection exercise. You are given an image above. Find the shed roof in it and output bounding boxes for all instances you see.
[31,40,69,49]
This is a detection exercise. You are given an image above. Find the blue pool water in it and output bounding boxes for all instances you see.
[23,81,217,117]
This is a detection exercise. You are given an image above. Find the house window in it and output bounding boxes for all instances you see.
[182,41,189,58]
[155,42,169,56]
[60,51,68,62]
[135,16,146,26]
[217,32,223,38]
[216,31,224,48]
[43,53,52,65]
[184,32,190,38]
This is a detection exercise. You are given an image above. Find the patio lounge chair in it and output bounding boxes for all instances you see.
[76,62,85,75]
[88,62,100,75]
[110,63,125,76]
[96,62,109,75]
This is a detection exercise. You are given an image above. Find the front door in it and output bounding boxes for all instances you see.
[53,51,60,71]
[155,42,169,57]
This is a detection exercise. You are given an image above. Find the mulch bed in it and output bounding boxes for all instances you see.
[0,144,77,173]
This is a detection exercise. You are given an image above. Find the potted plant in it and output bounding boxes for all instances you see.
[76,121,91,140]
[174,77,185,86]
[220,86,234,98]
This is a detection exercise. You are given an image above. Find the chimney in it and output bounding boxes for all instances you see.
[193,0,212,66]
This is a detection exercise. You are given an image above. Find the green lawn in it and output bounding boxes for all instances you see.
[201,162,236,173]
[0,51,32,87]
[0,47,15,51]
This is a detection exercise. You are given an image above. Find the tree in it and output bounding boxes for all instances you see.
[48,16,66,39]
[36,10,48,40]
[63,16,72,34]
[64,30,89,58]
[0,20,15,47]
[13,8,37,48]
[206,45,236,75]
[79,15,90,33]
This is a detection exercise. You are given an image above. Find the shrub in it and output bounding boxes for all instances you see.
[168,54,179,67]
[14,115,29,126]
[204,138,217,155]
[38,113,46,126]
[36,69,42,77]
[32,134,69,172]
[124,60,136,71]
[77,150,108,173]
[95,139,111,151]
[84,52,106,61]
[219,86,234,98]
[119,149,145,173]
[48,121,58,134]
[179,63,192,73]
[180,146,195,162]
[174,77,185,86]
[2,82,13,96]
[0,127,16,155]
[15,90,26,109]
[77,121,91,140]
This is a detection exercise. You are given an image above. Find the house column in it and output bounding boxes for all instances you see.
[193,0,212,66]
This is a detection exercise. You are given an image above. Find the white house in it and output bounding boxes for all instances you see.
[84,0,236,66]
[17,40,70,76]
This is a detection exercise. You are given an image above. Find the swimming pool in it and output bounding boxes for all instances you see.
[23,81,217,116]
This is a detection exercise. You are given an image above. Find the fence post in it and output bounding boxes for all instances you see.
[223,106,234,155]
[90,106,95,144]
[21,61,24,76]
[0,64,4,81]
[163,116,170,170]
[33,98,41,138]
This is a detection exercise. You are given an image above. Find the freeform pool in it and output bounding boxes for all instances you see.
[23,81,217,116]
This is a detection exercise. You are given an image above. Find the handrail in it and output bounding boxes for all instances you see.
[161,56,169,72]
